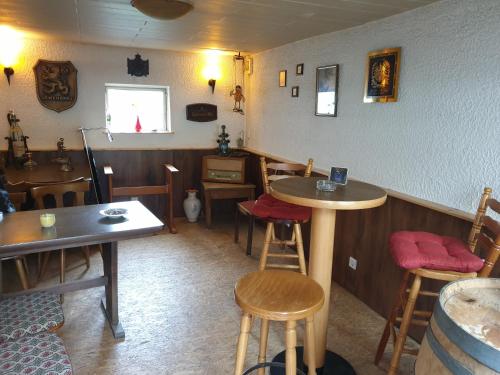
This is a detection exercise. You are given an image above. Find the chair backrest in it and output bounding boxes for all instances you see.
[467,187,500,277]
[8,192,27,211]
[30,181,90,209]
[260,157,314,194]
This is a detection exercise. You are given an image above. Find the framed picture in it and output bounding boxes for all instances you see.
[329,167,348,185]
[296,63,304,75]
[363,47,401,103]
[291,86,299,97]
[315,64,339,117]
[279,70,287,87]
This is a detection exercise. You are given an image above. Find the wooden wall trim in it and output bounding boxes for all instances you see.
[243,146,474,223]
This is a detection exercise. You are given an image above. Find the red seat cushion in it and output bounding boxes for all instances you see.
[389,231,484,273]
[238,200,256,215]
[252,194,311,221]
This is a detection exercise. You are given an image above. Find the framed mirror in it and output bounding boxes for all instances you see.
[315,64,339,117]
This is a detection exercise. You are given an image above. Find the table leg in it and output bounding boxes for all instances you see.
[100,241,124,339]
[307,207,336,367]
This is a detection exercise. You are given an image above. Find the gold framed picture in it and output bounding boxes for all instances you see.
[279,70,287,87]
[363,47,401,103]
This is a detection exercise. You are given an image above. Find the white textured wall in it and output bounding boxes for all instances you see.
[246,0,500,213]
[0,39,244,150]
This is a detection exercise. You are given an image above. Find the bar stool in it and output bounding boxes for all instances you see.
[374,187,500,374]
[234,158,313,260]
[256,157,313,274]
[234,270,324,375]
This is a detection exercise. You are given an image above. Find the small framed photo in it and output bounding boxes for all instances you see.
[330,167,348,185]
[364,47,401,103]
[291,86,299,97]
[296,63,304,75]
[315,64,339,117]
[279,70,287,87]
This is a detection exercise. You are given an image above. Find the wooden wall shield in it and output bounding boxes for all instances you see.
[33,60,78,112]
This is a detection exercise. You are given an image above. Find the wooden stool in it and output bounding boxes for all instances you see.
[234,270,324,375]
[202,181,255,228]
[375,187,500,374]
[254,157,314,275]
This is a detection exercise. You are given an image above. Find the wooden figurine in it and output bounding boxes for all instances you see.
[230,85,245,114]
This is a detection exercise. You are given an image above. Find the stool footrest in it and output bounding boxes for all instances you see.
[266,264,300,270]
[395,317,429,327]
[267,253,299,259]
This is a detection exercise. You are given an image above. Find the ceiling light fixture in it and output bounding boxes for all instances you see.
[131,0,193,20]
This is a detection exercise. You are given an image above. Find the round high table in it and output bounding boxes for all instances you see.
[270,177,387,374]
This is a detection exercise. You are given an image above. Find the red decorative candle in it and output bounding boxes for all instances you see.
[135,116,142,133]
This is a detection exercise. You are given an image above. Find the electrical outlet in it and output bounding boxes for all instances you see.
[348,256,358,270]
[131,197,139,201]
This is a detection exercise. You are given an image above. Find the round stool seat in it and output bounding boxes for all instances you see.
[235,270,324,321]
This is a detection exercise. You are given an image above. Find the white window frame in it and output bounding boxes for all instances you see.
[104,83,172,133]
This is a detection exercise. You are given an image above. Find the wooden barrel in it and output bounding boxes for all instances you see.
[415,278,500,374]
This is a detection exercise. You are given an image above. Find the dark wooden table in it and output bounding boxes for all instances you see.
[0,201,164,339]
[4,163,90,186]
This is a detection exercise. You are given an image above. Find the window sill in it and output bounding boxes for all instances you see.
[110,131,174,135]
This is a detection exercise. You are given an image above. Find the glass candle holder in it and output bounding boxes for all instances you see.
[40,213,56,228]
[316,179,337,192]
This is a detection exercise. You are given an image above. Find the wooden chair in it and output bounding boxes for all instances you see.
[374,187,500,375]
[104,164,178,233]
[0,191,30,290]
[31,181,92,288]
[234,270,324,375]
[254,157,313,274]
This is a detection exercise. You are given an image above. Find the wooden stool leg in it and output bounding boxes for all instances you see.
[285,320,297,375]
[234,313,252,375]
[246,215,255,256]
[15,258,30,290]
[305,316,316,375]
[294,223,307,275]
[388,274,421,375]
[234,207,240,243]
[375,270,410,365]
[258,319,270,375]
[259,223,274,271]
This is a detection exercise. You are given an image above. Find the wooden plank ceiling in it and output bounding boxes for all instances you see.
[0,0,438,53]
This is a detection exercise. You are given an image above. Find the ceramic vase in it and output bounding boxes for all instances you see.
[183,189,201,223]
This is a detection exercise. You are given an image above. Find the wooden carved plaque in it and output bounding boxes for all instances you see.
[186,103,217,122]
[33,60,78,112]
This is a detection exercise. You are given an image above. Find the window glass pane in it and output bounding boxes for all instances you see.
[105,85,169,133]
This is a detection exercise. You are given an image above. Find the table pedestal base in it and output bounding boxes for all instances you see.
[270,347,356,375]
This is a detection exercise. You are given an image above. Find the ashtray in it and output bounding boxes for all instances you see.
[316,179,337,192]
[99,208,128,218]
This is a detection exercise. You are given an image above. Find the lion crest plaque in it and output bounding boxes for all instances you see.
[34,60,78,112]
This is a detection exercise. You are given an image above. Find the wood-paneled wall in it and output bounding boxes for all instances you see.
[9,148,498,342]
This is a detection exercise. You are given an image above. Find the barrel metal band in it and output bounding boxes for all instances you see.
[434,302,500,372]
[425,326,473,375]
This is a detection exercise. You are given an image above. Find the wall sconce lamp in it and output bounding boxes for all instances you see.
[4,67,14,85]
[0,25,24,86]
[208,79,216,93]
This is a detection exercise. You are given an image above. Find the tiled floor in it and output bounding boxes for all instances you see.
[3,218,417,374]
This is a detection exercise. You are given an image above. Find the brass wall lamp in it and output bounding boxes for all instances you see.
[208,78,216,93]
[4,66,14,85]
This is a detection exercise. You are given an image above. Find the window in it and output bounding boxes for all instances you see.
[105,84,171,133]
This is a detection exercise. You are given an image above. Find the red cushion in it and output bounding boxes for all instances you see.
[389,231,484,273]
[238,200,256,215]
[252,194,311,221]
